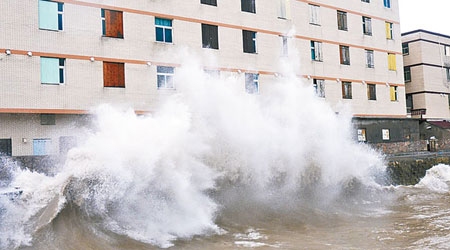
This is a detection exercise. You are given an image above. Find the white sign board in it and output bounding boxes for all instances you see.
[382,129,390,141]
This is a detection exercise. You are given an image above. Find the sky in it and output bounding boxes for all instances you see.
[399,0,450,35]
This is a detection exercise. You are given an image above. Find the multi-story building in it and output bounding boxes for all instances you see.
[0,0,405,156]
[402,29,450,120]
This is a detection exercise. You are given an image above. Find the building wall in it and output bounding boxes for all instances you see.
[402,30,450,120]
[0,114,87,156]
[0,0,405,155]
[353,118,420,144]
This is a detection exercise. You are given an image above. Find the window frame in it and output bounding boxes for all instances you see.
[241,0,256,13]
[340,45,350,65]
[366,49,374,68]
[367,84,377,100]
[309,4,320,25]
[38,0,64,31]
[402,43,409,55]
[311,41,323,61]
[101,9,124,38]
[404,66,412,82]
[41,57,65,85]
[103,62,125,88]
[200,0,217,6]
[245,73,259,94]
[342,81,352,99]
[390,86,398,102]
[337,10,347,31]
[157,66,175,89]
[201,23,219,49]
[362,16,372,36]
[242,30,257,54]
[313,79,325,98]
[155,17,173,43]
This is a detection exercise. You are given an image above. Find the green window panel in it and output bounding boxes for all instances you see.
[39,0,58,30]
[41,57,60,84]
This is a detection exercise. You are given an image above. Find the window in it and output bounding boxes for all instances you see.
[382,129,390,141]
[366,50,374,68]
[155,18,173,43]
[386,22,393,39]
[402,43,409,55]
[404,67,411,82]
[157,66,175,89]
[281,36,288,57]
[204,69,220,77]
[201,0,217,6]
[245,73,259,94]
[384,0,391,8]
[0,139,12,157]
[445,45,450,56]
[362,16,372,36]
[243,30,257,53]
[278,0,291,19]
[309,4,320,25]
[39,0,63,31]
[446,68,450,82]
[41,57,65,85]
[103,62,125,88]
[241,0,256,13]
[342,82,352,99]
[313,79,325,98]
[101,9,123,38]
[357,129,367,142]
[390,86,398,101]
[337,11,347,31]
[406,94,413,113]
[202,24,219,49]
[40,114,56,125]
[367,84,376,100]
[311,41,323,61]
[388,53,396,71]
[33,139,52,156]
[340,45,350,65]
[361,0,370,2]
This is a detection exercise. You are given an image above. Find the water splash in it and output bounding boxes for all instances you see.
[0,53,388,249]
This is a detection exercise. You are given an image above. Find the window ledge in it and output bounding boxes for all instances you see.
[155,41,174,45]
[309,23,321,26]
[102,36,124,39]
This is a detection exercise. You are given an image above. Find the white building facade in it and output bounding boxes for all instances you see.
[402,30,450,120]
[0,0,405,156]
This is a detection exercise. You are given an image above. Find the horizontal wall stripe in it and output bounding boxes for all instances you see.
[0,49,405,87]
[296,0,400,24]
[353,114,408,118]
[407,91,450,96]
[2,48,404,86]
[404,38,450,48]
[302,75,405,87]
[0,108,150,115]
[54,0,401,55]
[402,29,450,40]
[0,108,406,118]
[405,62,450,69]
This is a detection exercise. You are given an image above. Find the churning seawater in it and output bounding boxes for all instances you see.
[1,54,449,249]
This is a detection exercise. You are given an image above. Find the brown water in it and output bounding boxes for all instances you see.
[19,184,450,250]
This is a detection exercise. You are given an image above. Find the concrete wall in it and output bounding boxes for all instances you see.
[353,118,420,144]
[402,30,450,119]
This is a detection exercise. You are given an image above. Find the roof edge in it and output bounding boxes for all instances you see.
[402,29,450,39]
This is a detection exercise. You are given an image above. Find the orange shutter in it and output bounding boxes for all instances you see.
[105,10,123,38]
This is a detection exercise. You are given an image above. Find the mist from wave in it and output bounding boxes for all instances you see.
[0,52,389,249]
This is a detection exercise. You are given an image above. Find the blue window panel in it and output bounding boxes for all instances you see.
[33,139,51,156]
[101,9,105,18]
[384,0,391,8]
[166,75,174,88]
[57,3,63,11]
[165,29,173,43]
[157,66,174,74]
[41,57,60,84]
[39,0,58,30]
[311,41,315,60]
[156,27,164,42]
[155,18,172,27]
[157,75,165,88]
[58,14,63,30]
[102,20,106,36]
[59,68,64,83]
